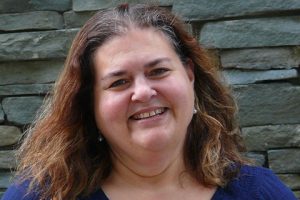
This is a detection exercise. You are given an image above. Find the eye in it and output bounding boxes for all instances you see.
[109,79,130,88]
[148,68,170,77]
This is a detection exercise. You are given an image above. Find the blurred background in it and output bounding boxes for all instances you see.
[0,0,299,198]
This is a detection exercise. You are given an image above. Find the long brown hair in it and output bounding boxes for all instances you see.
[17,4,248,200]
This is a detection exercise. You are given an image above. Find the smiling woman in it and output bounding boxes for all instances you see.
[93,28,196,180]
[1,3,297,200]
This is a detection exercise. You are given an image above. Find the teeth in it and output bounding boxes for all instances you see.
[133,108,165,120]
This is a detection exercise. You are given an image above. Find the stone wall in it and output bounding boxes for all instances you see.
[0,0,299,198]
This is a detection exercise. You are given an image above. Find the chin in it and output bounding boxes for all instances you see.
[133,129,179,152]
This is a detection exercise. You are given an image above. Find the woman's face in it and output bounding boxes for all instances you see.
[93,27,195,165]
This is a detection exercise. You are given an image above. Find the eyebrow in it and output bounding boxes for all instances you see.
[101,57,171,81]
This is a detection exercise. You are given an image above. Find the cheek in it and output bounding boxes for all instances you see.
[159,76,194,106]
[94,92,129,126]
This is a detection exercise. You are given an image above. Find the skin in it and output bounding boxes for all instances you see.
[93,27,216,199]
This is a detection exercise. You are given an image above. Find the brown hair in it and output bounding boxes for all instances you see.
[17,4,248,200]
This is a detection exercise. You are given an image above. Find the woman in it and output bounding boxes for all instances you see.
[2,4,296,200]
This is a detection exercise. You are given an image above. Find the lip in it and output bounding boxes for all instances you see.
[129,107,167,120]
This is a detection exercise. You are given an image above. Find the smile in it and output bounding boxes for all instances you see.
[132,108,166,120]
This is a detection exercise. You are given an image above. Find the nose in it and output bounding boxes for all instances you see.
[131,77,157,102]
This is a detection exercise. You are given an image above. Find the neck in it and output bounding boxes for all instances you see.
[105,145,189,189]
[118,154,184,186]
[101,148,217,200]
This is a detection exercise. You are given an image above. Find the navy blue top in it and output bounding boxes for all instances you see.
[1,165,297,200]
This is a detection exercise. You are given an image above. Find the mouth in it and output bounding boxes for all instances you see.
[131,107,167,120]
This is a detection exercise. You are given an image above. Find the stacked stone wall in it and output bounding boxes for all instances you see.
[0,0,299,198]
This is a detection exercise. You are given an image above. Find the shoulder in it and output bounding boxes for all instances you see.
[2,180,106,200]
[2,178,107,200]
[214,165,297,200]
[1,179,40,200]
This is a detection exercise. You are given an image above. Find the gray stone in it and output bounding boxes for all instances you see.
[268,149,300,173]
[0,126,22,147]
[233,83,300,127]
[0,11,63,31]
[0,107,4,123]
[173,0,300,21]
[2,97,44,125]
[64,11,96,28]
[0,60,63,85]
[221,47,300,70]
[0,172,13,188]
[0,84,53,96]
[200,16,300,49]
[223,69,298,85]
[294,191,300,199]
[244,152,265,166]
[0,150,16,169]
[278,174,300,190]
[242,125,300,151]
[73,0,174,12]
[0,29,78,61]
[0,0,71,13]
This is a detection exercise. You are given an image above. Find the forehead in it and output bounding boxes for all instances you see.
[93,27,179,71]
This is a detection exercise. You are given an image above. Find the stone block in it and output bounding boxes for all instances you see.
[223,69,297,85]
[294,191,300,199]
[0,11,63,31]
[2,97,44,125]
[0,60,63,85]
[268,149,300,173]
[278,174,300,190]
[244,152,265,166]
[173,0,300,21]
[242,125,300,151]
[0,150,16,169]
[0,126,22,147]
[0,84,53,96]
[200,16,300,49]
[0,29,78,61]
[0,0,71,13]
[0,172,13,188]
[0,107,4,123]
[64,11,96,28]
[221,47,300,70]
[233,84,300,127]
[73,0,174,12]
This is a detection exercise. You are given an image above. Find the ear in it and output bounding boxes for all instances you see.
[185,58,195,83]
